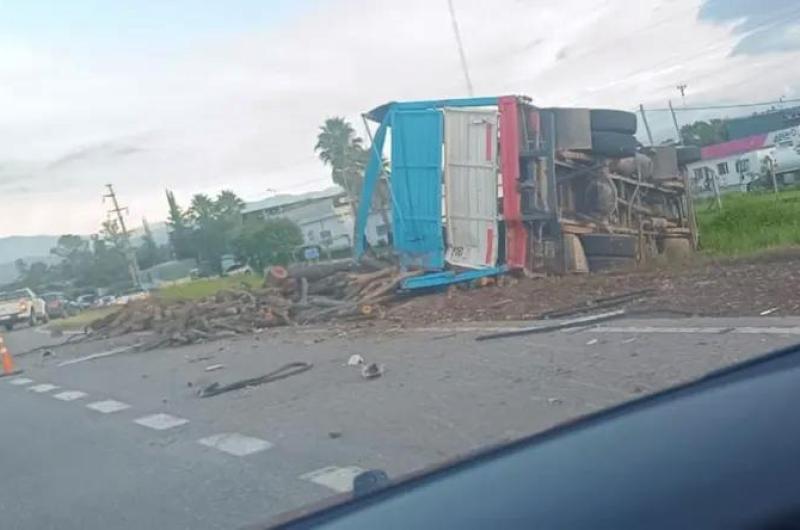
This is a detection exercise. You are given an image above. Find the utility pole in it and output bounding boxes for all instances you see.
[104,184,142,289]
[676,84,687,107]
[668,100,682,144]
[639,104,654,146]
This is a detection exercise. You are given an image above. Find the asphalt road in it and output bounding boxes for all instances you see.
[3,317,800,529]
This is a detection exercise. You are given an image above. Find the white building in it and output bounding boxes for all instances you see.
[242,186,389,253]
[686,126,800,197]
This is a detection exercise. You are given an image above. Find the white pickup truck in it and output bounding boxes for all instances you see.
[0,288,48,330]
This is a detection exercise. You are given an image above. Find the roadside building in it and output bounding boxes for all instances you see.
[686,125,800,197]
[242,186,389,254]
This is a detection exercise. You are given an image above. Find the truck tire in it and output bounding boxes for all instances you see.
[587,256,636,272]
[676,145,702,166]
[590,109,637,135]
[580,234,637,258]
[591,131,638,158]
[4,322,12,331]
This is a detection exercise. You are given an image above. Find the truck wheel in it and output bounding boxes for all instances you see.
[591,131,638,158]
[587,256,636,272]
[4,323,12,331]
[590,109,637,135]
[29,311,38,327]
[580,234,637,258]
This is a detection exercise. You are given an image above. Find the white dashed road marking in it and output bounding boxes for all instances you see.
[134,413,189,430]
[53,390,88,401]
[8,377,33,385]
[86,400,131,413]
[197,433,272,456]
[28,384,59,393]
[300,466,365,493]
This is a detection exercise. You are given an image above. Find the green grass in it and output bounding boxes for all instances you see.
[48,307,119,331]
[696,189,800,255]
[155,274,262,302]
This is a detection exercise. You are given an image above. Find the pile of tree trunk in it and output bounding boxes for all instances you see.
[87,259,417,350]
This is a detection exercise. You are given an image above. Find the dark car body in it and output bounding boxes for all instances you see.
[267,342,800,530]
[41,292,69,318]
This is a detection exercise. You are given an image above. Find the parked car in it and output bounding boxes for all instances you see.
[114,290,151,305]
[75,294,97,310]
[41,292,70,319]
[94,295,117,307]
[0,288,48,330]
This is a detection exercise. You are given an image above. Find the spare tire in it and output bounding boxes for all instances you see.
[590,109,637,135]
[676,145,702,166]
[591,131,638,158]
[580,234,637,258]
[587,256,636,272]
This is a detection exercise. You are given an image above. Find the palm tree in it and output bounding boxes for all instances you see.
[216,190,245,218]
[315,117,362,198]
[187,194,218,226]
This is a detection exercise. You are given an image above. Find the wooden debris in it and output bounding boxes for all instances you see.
[85,262,415,349]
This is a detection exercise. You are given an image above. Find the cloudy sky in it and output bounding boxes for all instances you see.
[2,0,800,236]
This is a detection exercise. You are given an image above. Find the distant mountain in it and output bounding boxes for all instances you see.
[129,221,170,246]
[0,235,60,264]
[0,224,170,286]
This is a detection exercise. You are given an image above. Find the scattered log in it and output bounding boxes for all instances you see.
[287,259,357,281]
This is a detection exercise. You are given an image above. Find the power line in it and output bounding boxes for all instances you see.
[446,0,474,96]
[644,97,800,112]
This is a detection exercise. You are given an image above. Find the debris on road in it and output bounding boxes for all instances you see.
[361,362,384,379]
[348,354,365,366]
[586,338,599,345]
[84,260,419,349]
[475,310,627,341]
[760,307,779,316]
[197,361,313,398]
[204,363,226,372]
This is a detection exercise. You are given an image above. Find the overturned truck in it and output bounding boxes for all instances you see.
[354,96,698,289]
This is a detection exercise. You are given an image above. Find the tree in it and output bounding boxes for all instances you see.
[13,258,27,278]
[136,217,164,270]
[216,190,245,221]
[51,234,88,259]
[186,191,246,275]
[315,117,392,234]
[680,119,729,147]
[100,219,124,250]
[232,218,303,271]
[315,117,367,202]
[165,189,194,259]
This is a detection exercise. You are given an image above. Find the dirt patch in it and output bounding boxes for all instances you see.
[387,250,800,325]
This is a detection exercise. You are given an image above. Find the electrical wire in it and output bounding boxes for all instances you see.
[446,0,474,96]
[644,97,800,112]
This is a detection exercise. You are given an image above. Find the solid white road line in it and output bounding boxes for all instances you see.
[133,413,189,431]
[86,399,131,413]
[28,384,59,393]
[53,390,88,401]
[592,326,727,334]
[300,466,365,493]
[8,377,33,385]
[592,326,800,335]
[197,433,272,456]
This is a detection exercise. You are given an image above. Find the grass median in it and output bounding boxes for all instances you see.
[155,274,262,302]
[696,189,800,255]
[47,307,119,331]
